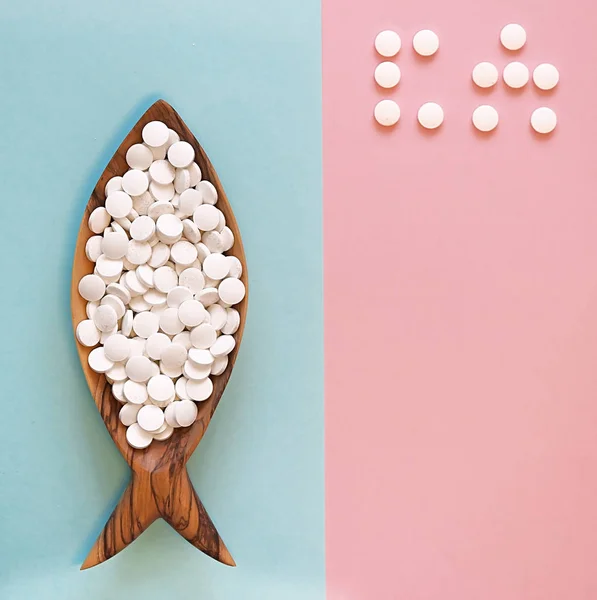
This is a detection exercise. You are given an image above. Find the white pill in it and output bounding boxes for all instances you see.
[121,310,133,337]
[174,377,189,400]
[211,355,228,376]
[170,241,198,266]
[413,29,439,56]
[115,216,132,232]
[417,102,444,129]
[120,403,142,426]
[195,243,211,263]
[125,355,153,382]
[153,424,174,441]
[160,362,183,378]
[145,332,171,360]
[149,181,175,202]
[178,299,206,327]
[89,207,111,233]
[188,347,214,366]
[123,380,148,404]
[126,423,153,449]
[154,266,178,293]
[93,304,118,333]
[215,210,226,232]
[227,256,242,279]
[182,219,201,244]
[218,277,246,305]
[193,204,219,231]
[76,319,101,347]
[126,240,152,265]
[190,323,217,349]
[222,308,240,335]
[197,287,219,306]
[374,100,400,127]
[220,227,234,252]
[168,141,195,169]
[156,213,183,241]
[132,191,153,216]
[136,264,155,288]
[142,121,169,147]
[175,400,198,427]
[79,274,106,301]
[96,255,123,280]
[472,105,499,132]
[106,282,131,305]
[161,343,188,368]
[105,191,133,219]
[107,361,127,382]
[147,374,175,403]
[472,62,499,88]
[207,304,227,331]
[183,359,211,380]
[203,274,220,289]
[100,326,118,344]
[188,163,202,187]
[130,215,156,242]
[500,23,526,51]
[149,159,175,184]
[178,188,203,216]
[144,289,167,307]
[159,307,185,335]
[125,144,153,170]
[186,377,213,402]
[533,63,559,90]
[133,311,160,338]
[129,337,146,357]
[164,402,181,427]
[125,269,149,296]
[531,107,557,134]
[129,296,151,312]
[85,236,103,262]
[105,176,123,197]
[201,231,224,253]
[88,347,114,373]
[200,254,227,280]
[173,331,192,350]
[148,242,171,268]
[195,182,216,207]
[148,201,174,222]
[503,62,529,88]
[122,170,149,197]
[375,30,401,57]
[174,168,191,194]
[112,381,126,402]
[166,286,192,308]
[374,62,401,88]
[86,301,99,320]
[101,294,126,319]
[210,335,236,357]
[102,334,130,364]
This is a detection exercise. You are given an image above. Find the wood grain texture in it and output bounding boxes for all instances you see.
[71,100,247,570]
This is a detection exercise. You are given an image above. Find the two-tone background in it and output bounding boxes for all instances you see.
[1,0,596,598]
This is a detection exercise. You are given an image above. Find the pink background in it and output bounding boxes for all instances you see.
[323,1,597,598]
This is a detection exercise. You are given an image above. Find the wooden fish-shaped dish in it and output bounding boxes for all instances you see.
[71,100,247,570]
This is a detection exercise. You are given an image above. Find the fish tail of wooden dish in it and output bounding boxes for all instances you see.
[81,465,235,569]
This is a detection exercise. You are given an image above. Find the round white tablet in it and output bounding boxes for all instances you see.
[142,121,169,147]
[174,168,191,194]
[88,347,114,373]
[193,205,219,231]
[503,62,529,88]
[207,304,227,330]
[530,107,557,134]
[147,374,175,403]
[145,332,171,360]
[104,334,131,362]
[195,243,211,263]
[227,256,242,279]
[374,100,400,127]
[202,254,228,280]
[417,102,444,129]
[101,294,126,319]
[160,361,183,378]
[178,299,206,327]
[123,380,148,404]
[173,331,192,350]
[190,323,217,349]
[101,232,127,260]
[120,403,142,426]
[196,180,217,205]
[156,213,183,240]
[202,231,225,253]
[218,278,246,305]
[125,269,149,295]
[144,289,167,307]
[96,255,123,279]
[168,141,195,168]
[76,320,101,347]
[136,264,155,288]
[174,377,189,400]
[154,425,174,441]
[79,274,106,301]
[122,310,133,337]
[188,348,214,366]
[187,377,213,402]
[125,355,153,383]
[183,359,211,380]
[375,30,401,57]
[126,423,153,449]
[413,29,439,56]
[175,400,198,427]
[148,243,171,268]
[170,241,198,266]
[148,200,175,222]
[164,402,181,427]
[472,62,499,88]
[159,307,185,335]
[210,335,236,357]
[105,176,123,197]
[211,355,228,376]
[374,62,401,88]
[89,207,111,233]
[220,227,234,252]
[126,240,152,266]
[149,159,175,185]
[133,311,160,338]
[188,163,202,187]
[222,308,240,335]
[166,286,193,308]
[122,170,149,196]
[179,189,203,216]
[133,191,153,216]
[533,63,559,90]
[85,236,103,262]
[472,105,499,132]
[106,191,133,219]
[149,181,175,202]
[126,143,153,170]
[161,343,187,368]
[130,216,156,242]
[106,283,131,305]
[198,287,219,306]
[93,304,118,332]
[500,23,526,51]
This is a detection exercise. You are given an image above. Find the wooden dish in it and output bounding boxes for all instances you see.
[71,100,247,570]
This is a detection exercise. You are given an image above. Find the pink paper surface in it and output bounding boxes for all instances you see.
[323,1,597,598]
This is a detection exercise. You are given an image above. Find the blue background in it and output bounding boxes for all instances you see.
[0,1,323,598]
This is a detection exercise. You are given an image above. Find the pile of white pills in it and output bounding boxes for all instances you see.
[76,121,245,449]
[373,23,559,135]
